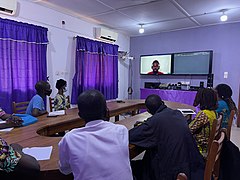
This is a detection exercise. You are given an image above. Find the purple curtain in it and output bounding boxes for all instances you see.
[71,36,118,104]
[0,18,48,113]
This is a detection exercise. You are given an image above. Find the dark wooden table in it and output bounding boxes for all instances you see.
[0,99,194,179]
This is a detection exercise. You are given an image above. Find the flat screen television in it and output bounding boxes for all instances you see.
[172,51,213,75]
[140,54,172,75]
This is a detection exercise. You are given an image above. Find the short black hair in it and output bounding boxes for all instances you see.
[145,94,164,115]
[152,60,159,65]
[199,88,218,110]
[35,81,50,93]
[215,84,232,99]
[56,79,67,90]
[77,90,107,122]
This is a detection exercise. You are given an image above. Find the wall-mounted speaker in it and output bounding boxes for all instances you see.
[200,81,204,88]
[207,74,214,87]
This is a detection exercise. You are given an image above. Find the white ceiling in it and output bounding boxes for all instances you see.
[31,0,240,36]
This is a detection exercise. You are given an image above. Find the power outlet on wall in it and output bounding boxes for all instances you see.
[224,72,228,79]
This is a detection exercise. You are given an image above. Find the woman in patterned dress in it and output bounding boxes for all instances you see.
[54,79,70,111]
[189,88,218,157]
[0,108,40,178]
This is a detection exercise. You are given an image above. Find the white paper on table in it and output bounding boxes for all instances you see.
[23,146,53,161]
[0,121,14,132]
[48,110,65,116]
[0,127,14,132]
[177,109,196,115]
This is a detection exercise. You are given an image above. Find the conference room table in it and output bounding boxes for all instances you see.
[0,99,195,180]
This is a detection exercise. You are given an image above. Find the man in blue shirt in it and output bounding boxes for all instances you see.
[26,81,52,117]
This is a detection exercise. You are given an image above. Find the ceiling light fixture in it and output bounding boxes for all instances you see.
[139,24,144,34]
[220,10,228,22]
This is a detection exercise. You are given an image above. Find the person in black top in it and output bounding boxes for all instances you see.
[129,94,204,180]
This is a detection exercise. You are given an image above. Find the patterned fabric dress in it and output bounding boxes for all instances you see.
[189,110,216,157]
[0,138,21,173]
[54,94,69,111]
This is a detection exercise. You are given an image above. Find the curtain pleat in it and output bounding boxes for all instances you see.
[0,18,48,113]
[71,36,118,104]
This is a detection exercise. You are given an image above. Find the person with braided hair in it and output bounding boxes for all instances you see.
[215,83,238,128]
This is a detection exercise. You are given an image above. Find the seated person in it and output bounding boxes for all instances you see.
[0,107,23,129]
[215,83,238,128]
[26,81,52,117]
[129,94,204,180]
[58,90,133,180]
[54,79,70,111]
[147,60,164,75]
[189,88,218,156]
[0,138,40,178]
[193,87,204,107]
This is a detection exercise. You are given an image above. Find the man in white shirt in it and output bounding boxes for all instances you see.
[58,90,133,180]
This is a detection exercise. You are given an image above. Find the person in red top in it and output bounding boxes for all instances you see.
[147,60,164,75]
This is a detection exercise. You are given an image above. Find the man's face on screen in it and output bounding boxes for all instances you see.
[152,62,160,73]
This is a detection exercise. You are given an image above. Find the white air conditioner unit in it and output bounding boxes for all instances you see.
[0,0,17,16]
[95,27,118,43]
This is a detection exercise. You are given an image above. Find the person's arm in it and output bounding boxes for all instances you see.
[1,113,11,120]
[58,136,72,175]
[31,108,47,117]
[0,115,23,129]
[129,118,157,148]
[10,143,40,175]
[189,111,209,134]
[0,123,14,129]
[31,97,47,117]
[0,107,10,120]
[0,138,39,177]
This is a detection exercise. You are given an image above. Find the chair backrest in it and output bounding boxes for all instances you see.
[49,97,54,112]
[204,130,226,180]
[66,95,70,108]
[176,173,187,180]
[49,95,70,112]
[227,110,235,140]
[12,101,29,114]
[207,115,222,153]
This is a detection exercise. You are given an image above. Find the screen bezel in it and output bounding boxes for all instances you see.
[171,50,213,76]
[140,53,173,75]
[139,50,213,76]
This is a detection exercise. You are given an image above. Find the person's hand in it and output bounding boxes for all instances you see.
[6,116,23,127]
[10,143,23,152]
[134,121,143,127]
